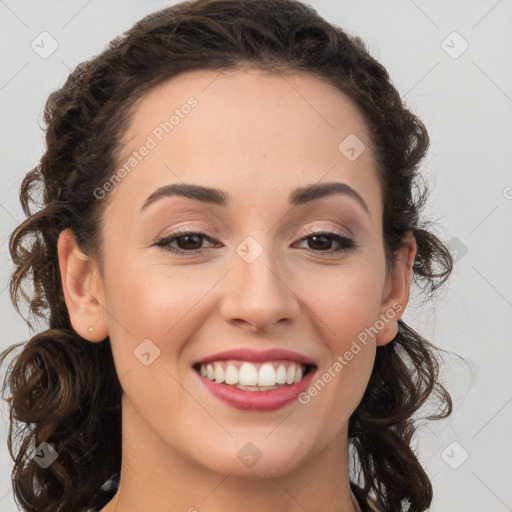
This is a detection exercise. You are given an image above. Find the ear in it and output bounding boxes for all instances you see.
[376,231,417,346]
[57,228,108,342]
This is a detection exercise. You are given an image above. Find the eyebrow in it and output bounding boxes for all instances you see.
[140,181,369,214]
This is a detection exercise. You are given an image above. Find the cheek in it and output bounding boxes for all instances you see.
[103,254,203,330]
[99,259,215,425]
[297,258,386,344]
[101,256,227,369]
[294,259,385,404]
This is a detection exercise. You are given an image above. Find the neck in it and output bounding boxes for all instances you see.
[101,399,361,512]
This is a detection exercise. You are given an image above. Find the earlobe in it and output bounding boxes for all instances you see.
[57,228,108,342]
[376,232,417,346]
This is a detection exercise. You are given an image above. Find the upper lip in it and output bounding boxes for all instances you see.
[193,348,317,366]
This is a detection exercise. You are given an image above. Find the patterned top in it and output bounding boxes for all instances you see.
[352,483,384,512]
[361,497,383,512]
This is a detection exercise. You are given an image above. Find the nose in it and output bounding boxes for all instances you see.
[219,243,300,333]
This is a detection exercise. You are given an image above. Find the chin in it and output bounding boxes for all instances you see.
[186,434,314,479]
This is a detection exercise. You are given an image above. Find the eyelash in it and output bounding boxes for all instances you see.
[151,226,359,256]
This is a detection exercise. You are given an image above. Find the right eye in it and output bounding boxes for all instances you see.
[152,229,221,255]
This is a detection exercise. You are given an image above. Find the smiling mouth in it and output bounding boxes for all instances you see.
[193,360,315,391]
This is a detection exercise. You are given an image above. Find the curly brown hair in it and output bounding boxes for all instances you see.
[1,1,453,511]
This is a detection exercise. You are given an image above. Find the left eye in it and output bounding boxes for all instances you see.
[294,231,357,253]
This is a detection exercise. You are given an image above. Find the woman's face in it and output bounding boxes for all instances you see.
[68,69,414,479]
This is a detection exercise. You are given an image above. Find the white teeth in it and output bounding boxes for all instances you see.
[198,360,310,389]
[286,365,295,385]
[293,365,302,384]
[237,383,282,391]
[258,363,277,386]
[276,364,287,384]
[224,365,238,385]
[239,362,258,385]
[214,362,224,383]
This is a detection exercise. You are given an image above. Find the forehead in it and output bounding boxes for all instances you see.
[122,67,372,151]
[108,68,381,218]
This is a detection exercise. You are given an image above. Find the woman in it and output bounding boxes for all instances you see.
[0,1,453,511]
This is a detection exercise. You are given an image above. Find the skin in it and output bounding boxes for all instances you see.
[58,68,416,512]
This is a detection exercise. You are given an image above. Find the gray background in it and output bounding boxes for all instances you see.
[1,1,511,511]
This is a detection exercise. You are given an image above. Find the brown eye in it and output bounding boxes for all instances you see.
[294,231,358,255]
[174,234,204,251]
[307,234,334,251]
[152,230,218,255]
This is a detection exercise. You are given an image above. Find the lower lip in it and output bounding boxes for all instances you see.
[195,368,316,411]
